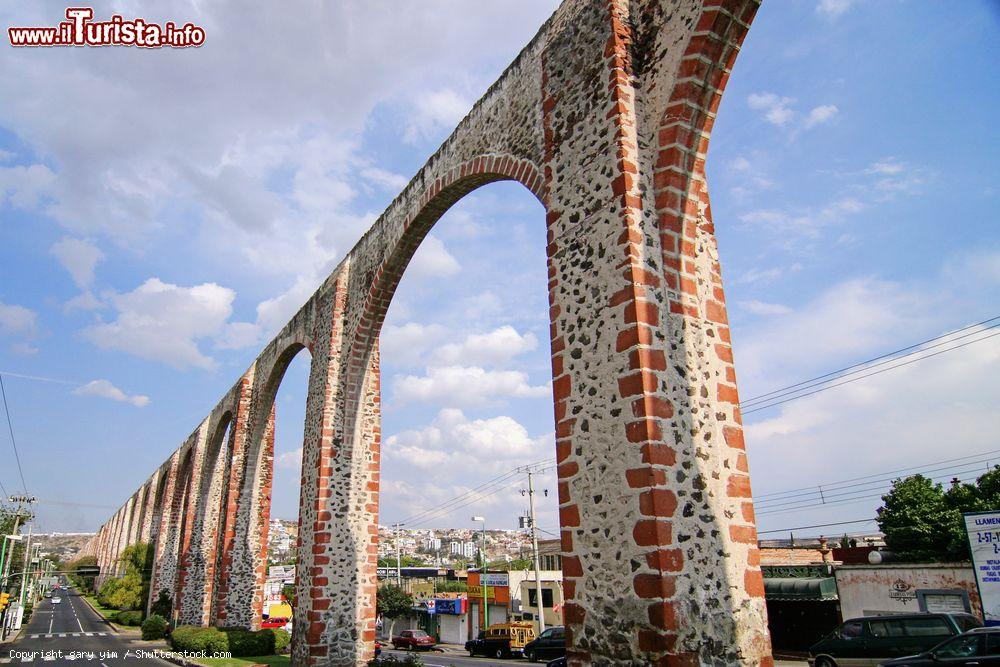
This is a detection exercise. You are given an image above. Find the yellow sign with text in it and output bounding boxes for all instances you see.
[467,585,496,600]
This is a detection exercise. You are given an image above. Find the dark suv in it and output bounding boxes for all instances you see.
[523,626,566,662]
[809,613,982,666]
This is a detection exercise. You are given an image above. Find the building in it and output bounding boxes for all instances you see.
[759,548,840,652]
[834,562,982,620]
[517,574,564,632]
[537,538,562,572]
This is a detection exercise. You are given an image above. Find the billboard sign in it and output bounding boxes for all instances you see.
[964,510,1000,626]
[434,598,466,615]
[481,573,509,587]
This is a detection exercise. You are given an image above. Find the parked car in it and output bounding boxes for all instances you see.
[465,622,536,659]
[880,628,1000,666]
[809,613,982,667]
[524,626,566,662]
[391,629,435,651]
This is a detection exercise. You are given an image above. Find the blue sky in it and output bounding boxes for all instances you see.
[0,1,997,540]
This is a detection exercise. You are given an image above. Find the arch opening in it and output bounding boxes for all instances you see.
[363,174,563,644]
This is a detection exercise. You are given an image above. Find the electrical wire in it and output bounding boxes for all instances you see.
[755,457,999,511]
[755,448,1000,502]
[757,518,878,535]
[741,329,1000,415]
[739,316,1000,408]
[0,373,28,495]
[756,464,993,517]
[397,458,552,527]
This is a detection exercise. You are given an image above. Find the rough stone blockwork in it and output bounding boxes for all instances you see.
[90,1,771,663]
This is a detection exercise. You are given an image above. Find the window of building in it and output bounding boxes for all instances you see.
[527,588,554,608]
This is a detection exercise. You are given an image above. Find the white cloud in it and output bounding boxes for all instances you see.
[393,365,549,406]
[0,301,37,337]
[73,379,149,408]
[404,89,473,144]
[380,322,447,366]
[735,267,786,285]
[804,104,839,129]
[748,95,839,132]
[385,408,549,471]
[64,291,103,312]
[275,448,303,471]
[867,159,905,176]
[361,167,409,192]
[816,0,857,18]
[406,236,461,279]
[739,300,793,317]
[82,278,251,369]
[50,237,104,289]
[736,277,926,388]
[748,92,796,126]
[431,326,538,366]
[0,163,55,212]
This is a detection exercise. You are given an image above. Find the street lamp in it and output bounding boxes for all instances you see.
[471,516,488,630]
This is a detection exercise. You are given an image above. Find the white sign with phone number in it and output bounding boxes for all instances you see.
[965,511,1000,626]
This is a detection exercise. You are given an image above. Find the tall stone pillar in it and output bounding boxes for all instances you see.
[540,1,770,663]
[212,371,255,626]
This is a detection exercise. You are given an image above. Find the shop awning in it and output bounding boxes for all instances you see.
[764,577,838,601]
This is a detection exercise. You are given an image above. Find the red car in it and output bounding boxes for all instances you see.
[391,629,435,651]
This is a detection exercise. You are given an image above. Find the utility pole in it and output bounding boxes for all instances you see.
[1,495,33,639]
[526,469,546,633]
[392,523,404,587]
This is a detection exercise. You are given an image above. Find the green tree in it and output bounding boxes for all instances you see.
[376,584,412,637]
[435,581,467,593]
[877,475,956,562]
[877,469,1000,563]
[377,555,427,568]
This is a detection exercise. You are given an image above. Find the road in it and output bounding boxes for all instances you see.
[2,583,172,667]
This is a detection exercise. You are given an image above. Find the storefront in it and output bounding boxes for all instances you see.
[433,596,468,644]
[764,569,840,651]
[467,572,510,638]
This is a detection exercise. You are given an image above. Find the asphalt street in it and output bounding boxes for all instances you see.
[383,649,533,667]
[2,583,172,667]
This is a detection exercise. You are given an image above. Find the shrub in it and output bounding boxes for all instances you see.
[141,614,168,640]
[270,628,291,654]
[150,590,171,619]
[368,655,424,667]
[115,610,143,626]
[170,625,228,653]
[222,628,276,656]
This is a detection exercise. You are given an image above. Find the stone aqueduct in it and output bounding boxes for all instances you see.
[80,0,774,663]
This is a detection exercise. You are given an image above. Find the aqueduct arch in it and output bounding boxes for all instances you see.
[85,0,772,663]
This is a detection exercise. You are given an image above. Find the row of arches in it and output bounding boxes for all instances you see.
[83,0,771,663]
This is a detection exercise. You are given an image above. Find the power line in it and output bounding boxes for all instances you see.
[0,374,28,494]
[755,448,1000,502]
[397,459,552,528]
[739,316,1000,408]
[756,461,994,515]
[756,464,993,517]
[757,518,878,535]
[741,330,1000,415]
